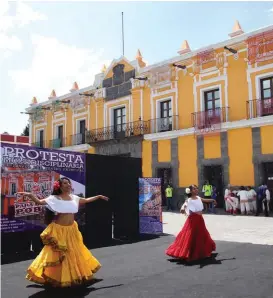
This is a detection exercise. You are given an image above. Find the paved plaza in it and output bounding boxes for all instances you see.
[2,212,273,298]
[163,211,273,245]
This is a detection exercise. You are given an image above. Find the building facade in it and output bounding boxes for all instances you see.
[26,21,273,205]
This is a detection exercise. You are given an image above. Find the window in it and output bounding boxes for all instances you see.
[10,182,17,195]
[160,100,172,118]
[114,107,126,138]
[76,120,86,144]
[53,125,64,148]
[158,100,172,132]
[36,130,44,148]
[203,89,221,126]
[260,77,273,116]
[204,89,220,111]
[57,125,64,147]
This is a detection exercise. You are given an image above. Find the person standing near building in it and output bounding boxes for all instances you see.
[263,186,271,217]
[224,184,232,212]
[224,185,238,215]
[256,184,268,217]
[165,184,174,211]
[247,186,257,214]
[202,181,213,212]
[237,186,250,215]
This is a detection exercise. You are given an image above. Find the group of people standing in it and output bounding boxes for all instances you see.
[224,184,271,217]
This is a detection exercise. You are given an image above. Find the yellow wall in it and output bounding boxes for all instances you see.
[177,72,194,129]
[228,128,254,186]
[96,100,104,129]
[227,51,248,121]
[261,125,273,154]
[131,90,141,122]
[158,139,171,162]
[66,109,73,145]
[142,140,152,177]
[143,87,151,122]
[178,135,198,187]
[88,147,95,154]
[89,100,96,132]
[204,135,221,159]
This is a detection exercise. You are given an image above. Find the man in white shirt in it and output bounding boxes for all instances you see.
[237,186,250,215]
[247,186,257,213]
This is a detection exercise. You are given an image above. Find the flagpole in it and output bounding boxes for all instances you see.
[122,12,124,56]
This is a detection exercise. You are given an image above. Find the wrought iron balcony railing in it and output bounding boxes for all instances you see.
[70,133,86,146]
[149,116,179,133]
[31,141,47,148]
[48,138,66,148]
[86,120,150,143]
[191,107,229,130]
[247,98,273,119]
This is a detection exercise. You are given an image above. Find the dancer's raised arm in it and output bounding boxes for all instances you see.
[79,195,109,205]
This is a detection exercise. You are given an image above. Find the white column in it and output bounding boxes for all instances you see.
[29,118,32,144]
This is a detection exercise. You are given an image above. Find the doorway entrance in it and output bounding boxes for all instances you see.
[157,168,172,206]
[203,165,224,208]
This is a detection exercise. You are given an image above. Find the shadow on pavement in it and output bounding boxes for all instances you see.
[168,253,236,269]
[27,280,123,298]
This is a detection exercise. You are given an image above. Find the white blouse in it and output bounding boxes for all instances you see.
[181,196,204,215]
[45,194,81,214]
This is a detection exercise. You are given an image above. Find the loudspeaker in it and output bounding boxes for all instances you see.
[84,153,142,246]
[84,154,114,248]
[112,157,141,240]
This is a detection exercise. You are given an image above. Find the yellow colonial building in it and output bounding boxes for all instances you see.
[26,21,273,205]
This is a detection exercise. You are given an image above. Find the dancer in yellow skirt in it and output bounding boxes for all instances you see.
[17,177,109,287]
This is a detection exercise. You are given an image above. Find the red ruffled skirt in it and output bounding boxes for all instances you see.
[166,213,216,262]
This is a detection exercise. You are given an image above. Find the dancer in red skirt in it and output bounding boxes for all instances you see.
[166,184,216,262]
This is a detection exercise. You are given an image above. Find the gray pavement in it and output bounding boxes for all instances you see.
[2,212,273,298]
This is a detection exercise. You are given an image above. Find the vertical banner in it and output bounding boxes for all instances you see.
[1,142,86,233]
[139,178,163,234]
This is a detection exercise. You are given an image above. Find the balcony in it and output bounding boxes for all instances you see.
[86,120,150,144]
[70,133,86,146]
[247,98,273,119]
[149,116,179,133]
[191,108,229,132]
[48,138,66,149]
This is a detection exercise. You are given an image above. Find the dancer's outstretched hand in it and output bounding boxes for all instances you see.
[100,195,109,201]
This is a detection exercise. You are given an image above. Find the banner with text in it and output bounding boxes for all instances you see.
[139,178,163,234]
[1,142,86,233]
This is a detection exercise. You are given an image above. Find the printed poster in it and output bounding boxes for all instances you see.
[139,178,163,234]
[1,142,86,233]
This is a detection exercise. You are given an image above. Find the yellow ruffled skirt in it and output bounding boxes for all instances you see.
[26,221,101,287]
